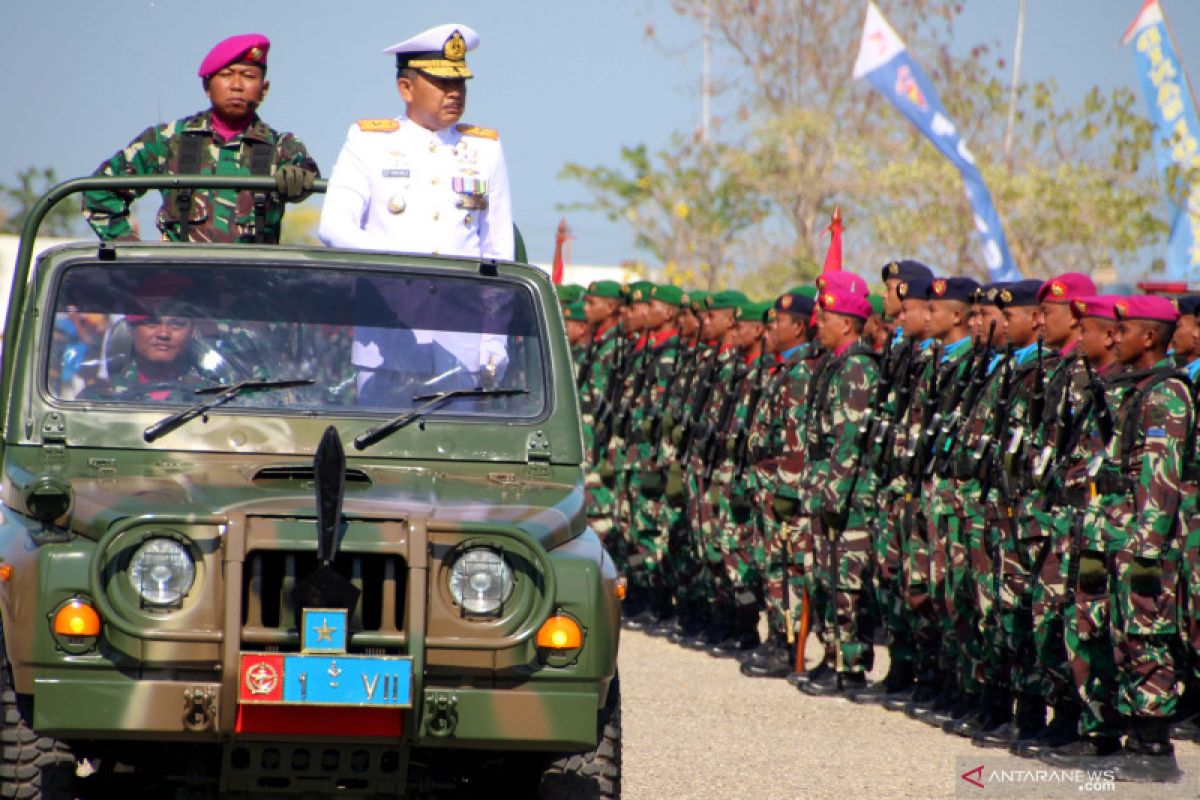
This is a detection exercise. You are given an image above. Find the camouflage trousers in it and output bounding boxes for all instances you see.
[1181,508,1200,686]
[1063,502,1122,739]
[631,467,672,593]
[871,492,912,667]
[999,508,1045,697]
[1111,548,1181,718]
[811,514,874,674]
[585,469,623,573]
[967,502,1011,690]
[760,485,807,639]
[685,453,724,604]
[931,510,977,689]
[1027,503,1074,705]
[708,466,762,610]
[901,494,941,676]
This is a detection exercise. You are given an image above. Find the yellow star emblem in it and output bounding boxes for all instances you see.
[313,618,336,643]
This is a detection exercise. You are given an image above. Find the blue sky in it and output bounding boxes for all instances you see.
[3,1,1199,270]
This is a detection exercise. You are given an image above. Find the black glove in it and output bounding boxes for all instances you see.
[772,495,799,520]
[274,165,315,202]
[820,509,848,532]
[640,470,665,499]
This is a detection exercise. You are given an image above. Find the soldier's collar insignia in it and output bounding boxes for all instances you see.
[932,279,947,297]
[444,30,467,61]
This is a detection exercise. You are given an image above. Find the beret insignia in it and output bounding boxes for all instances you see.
[1050,281,1066,299]
[1115,301,1128,317]
[248,47,264,61]
[823,293,837,308]
[986,288,998,301]
[1171,297,1180,310]
[1000,289,1013,304]
[816,275,828,290]
[781,295,793,309]
[632,289,644,301]
[767,308,777,321]
[1073,299,1088,315]
[898,280,909,299]
[932,279,947,297]
[681,293,690,305]
[888,262,900,276]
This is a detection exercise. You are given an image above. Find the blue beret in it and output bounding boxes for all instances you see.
[930,276,981,304]
[897,276,933,301]
[995,279,1044,309]
[1176,294,1200,316]
[881,259,935,282]
[775,291,815,317]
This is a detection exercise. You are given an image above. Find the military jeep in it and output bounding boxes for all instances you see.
[0,177,620,798]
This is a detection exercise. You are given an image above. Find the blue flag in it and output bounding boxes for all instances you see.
[1124,0,1200,282]
[853,2,1022,282]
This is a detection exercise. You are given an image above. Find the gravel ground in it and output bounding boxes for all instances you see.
[618,630,1200,799]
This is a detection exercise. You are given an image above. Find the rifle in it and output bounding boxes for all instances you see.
[680,344,723,459]
[648,337,692,470]
[1084,358,1115,445]
[932,323,997,475]
[575,330,598,392]
[907,345,944,479]
[977,344,1016,503]
[732,345,774,484]
[703,357,750,481]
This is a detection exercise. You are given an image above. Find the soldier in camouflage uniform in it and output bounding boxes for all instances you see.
[624,284,689,631]
[1173,296,1200,743]
[704,300,773,658]
[678,290,747,650]
[564,302,589,380]
[578,281,625,569]
[83,34,318,244]
[742,289,820,679]
[799,274,880,696]
[850,260,935,705]
[1081,296,1193,782]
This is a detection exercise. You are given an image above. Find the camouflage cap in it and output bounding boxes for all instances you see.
[735,300,773,323]
[562,302,587,322]
[584,280,622,300]
[706,290,749,311]
[557,284,584,305]
[649,284,689,307]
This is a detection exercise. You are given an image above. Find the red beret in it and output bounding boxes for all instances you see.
[1113,295,1180,324]
[1037,272,1096,304]
[819,288,872,320]
[1069,295,1119,321]
[199,33,270,79]
[815,271,869,297]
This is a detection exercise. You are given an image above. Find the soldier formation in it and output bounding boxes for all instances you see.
[564,262,1200,784]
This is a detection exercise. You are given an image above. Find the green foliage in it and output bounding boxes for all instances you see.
[0,167,84,238]
[565,0,1167,285]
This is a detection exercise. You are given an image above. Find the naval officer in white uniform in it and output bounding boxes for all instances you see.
[319,23,513,260]
[319,24,514,401]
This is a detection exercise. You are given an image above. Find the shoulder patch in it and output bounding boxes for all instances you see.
[456,123,499,140]
[357,118,400,133]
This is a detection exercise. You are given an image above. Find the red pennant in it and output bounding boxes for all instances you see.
[821,206,843,273]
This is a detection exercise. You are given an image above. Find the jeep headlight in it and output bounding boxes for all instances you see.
[128,538,196,607]
[449,547,514,615]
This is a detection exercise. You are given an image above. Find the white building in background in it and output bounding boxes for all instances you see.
[529,262,645,289]
[0,234,79,331]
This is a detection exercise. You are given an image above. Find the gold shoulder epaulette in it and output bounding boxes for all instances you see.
[455,123,499,140]
[357,118,400,132]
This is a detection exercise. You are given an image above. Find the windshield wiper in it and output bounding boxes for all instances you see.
[143,378,315,443]
[353,388,528,450]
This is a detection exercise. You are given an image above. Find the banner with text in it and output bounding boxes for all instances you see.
[1124,0,1200,282]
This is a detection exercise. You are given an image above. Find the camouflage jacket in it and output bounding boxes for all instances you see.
[77,358,205,402]
[803,342,880,519]
[1096,358,1193,558]
[83,109,318,243]
[770,344,823,501]
[578,322,621,462]
[626,330,682,470]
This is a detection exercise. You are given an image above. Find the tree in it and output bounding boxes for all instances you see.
[0,167,85,238]
[564,1,1164,289]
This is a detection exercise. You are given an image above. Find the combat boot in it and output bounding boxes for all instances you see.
[789,661,830,689]
[847,659,914,705]
[932,690,980,730]
[707,603,760,659]
[642,585,676,637]
[668,600,707,645]
[740,633,794,679]
[620,586,651,630]
[916,684,963,726]
[902,670,943,718]
[1169,685,1200,740]
[683,602,731,650]
[1093,717,1183,783]
[1038,735,1122,767]
[948,686,1003,738]
[973,691,1038,749]
[1013,699,1080,758]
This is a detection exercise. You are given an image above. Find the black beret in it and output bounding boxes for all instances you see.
[882,259,935,283]
[994,279,1044,309]
[929,276,981,304]
[1176,294,1200,316]
[897,276,933,301]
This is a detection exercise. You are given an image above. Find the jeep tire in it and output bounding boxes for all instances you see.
[535,672,621,800]
[0,629,75,800]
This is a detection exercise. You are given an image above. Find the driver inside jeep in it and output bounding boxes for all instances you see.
[77,277,206,402]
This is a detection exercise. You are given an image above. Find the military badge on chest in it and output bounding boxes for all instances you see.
[452,177,489,211]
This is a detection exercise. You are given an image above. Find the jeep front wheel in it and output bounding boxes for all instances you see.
[0,639,75,799]
[535,673,621,800]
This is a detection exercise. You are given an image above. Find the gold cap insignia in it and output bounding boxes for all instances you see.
[1050,281,1066,299]
[632,289,644,301]
[781,295,793,310]
[767,308,777,321]
[816,276,828,290]
[999,289,1013,304]
[248,47,264,62]
[444,30,467,61]
[898,280,909,299]
[1073,300,1087,315]
[823,293,837,308]
[888,262,900,276]
[932,279,947,297]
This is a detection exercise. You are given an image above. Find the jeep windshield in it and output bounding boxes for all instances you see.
[46,262,546,419]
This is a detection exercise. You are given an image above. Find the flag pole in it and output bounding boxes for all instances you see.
[1002,0,1027,172]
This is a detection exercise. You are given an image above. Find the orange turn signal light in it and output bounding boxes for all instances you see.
[0,564,12,582]
[615,577,628,601]
[53,600,101,637]
[536,615,583,650]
